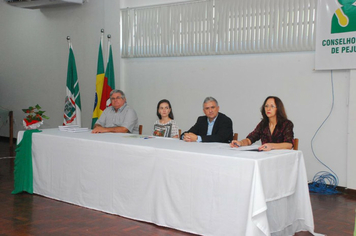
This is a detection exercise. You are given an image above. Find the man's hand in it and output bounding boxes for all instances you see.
[91,126,107,133]
[183,132,198,142]
[92,125,129,133]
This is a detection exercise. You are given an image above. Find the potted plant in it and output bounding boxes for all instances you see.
[22,104,49,130]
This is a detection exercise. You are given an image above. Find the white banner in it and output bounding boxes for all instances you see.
[315,0,356,70]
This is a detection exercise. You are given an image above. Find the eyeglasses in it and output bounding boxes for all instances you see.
[110,96,123,101]
[264,105,276,109]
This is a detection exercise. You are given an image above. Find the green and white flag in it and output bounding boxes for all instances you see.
[64,42,81,126]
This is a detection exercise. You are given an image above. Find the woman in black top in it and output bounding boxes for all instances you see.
[230,96,294,151]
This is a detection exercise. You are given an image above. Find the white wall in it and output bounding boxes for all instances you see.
[0,0,353,188]
[0,0,120,132]
[120,0,192,8]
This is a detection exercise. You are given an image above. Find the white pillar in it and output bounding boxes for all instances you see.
[347,69,356,190]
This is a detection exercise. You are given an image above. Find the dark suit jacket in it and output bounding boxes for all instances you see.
[182,112,233,143]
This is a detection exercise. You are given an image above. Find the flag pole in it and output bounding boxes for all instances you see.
[107,34,111,63]
[100,29,105,65]
[100,33,115,110]
[67,36,71,49]
[64,36,81,127]
[91,29,106,128]
[100,30,104,44]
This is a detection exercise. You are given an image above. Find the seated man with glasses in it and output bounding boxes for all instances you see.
[92,89,139,134]
[230,96,294,151]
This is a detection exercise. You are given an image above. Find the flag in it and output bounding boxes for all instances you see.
[63,43,81,127]
[91,35,105,128]
[100,40,115,111]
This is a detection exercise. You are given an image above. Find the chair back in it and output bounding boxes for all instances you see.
[233,133,238,141]
[293,138,299,150]
[139,125,143,135]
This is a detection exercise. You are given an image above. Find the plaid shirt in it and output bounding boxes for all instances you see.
[247,119,294,144]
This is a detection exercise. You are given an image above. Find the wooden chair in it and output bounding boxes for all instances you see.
[178,129,182,138]
[139,125,143,135]
[233,133,238,141]
[293,138,299,150]
[9,111,14,148]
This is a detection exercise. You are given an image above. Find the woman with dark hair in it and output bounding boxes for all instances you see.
[230,96,294,151]
[153,99,179,138]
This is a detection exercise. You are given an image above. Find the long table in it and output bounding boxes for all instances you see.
[21,129,314,236]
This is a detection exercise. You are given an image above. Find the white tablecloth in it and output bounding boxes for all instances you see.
[19,129,314,236]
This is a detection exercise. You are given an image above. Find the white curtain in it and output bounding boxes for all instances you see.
[121,0,316,58]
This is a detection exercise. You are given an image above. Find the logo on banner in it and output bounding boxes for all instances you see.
[315,0,356,70]
[64,96,76,124]
[331,0,356,34]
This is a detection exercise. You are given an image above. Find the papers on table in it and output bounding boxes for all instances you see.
[67,128,89,133]
[123,135,155,139]
[216,144,261,151]
[231,145,261,151]
[58,125,89,133]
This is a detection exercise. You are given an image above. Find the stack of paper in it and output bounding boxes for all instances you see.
[67,127,89,133]
[58,125,89,133]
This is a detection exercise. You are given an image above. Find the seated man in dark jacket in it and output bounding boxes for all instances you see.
[181,97,233,143]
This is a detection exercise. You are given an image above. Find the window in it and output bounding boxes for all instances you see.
[121,0,316,57]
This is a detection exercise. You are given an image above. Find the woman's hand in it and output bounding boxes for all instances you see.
[230,140,242,148]
[258,143,273,151]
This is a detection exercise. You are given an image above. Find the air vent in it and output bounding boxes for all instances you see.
[4,0,83,9]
